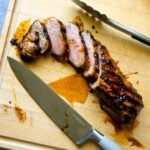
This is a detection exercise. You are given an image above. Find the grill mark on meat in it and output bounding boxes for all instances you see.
[39,22,50,54]
[100,100,123,122]
[99,46,142,105]
[46,18,66,57]
[101,67,142,105]
[100,101,134,124]
[90,43,103,89]
[100,94,137,123]
[99,93,133,123]
[18,20,50,61]
[65,23,85,68]
[58,20,69,60]
[91,43,143,123]
[102,75,142,109]
[96,77,142,110]
[112,99,137,116]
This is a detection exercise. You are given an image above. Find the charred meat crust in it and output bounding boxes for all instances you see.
[16,20,50,61]
[93,46,143,123]
[72,16,84,32]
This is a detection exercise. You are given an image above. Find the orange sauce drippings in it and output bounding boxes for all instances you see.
[127,136,145,148]
[14,103,27,123]
[13,87,27,123]
[48,74,89,105]
[104,116,144,148]
[104,116,122,133]
[13,19,31,43]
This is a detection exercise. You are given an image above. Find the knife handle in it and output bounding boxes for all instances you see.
[90,129,122,150]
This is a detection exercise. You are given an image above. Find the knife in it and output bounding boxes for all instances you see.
[8,57,122,150]
[72,0,150,46]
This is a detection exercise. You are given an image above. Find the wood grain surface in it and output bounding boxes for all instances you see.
[0,0,150,149]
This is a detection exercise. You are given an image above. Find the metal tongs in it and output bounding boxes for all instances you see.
[72,0,150,46]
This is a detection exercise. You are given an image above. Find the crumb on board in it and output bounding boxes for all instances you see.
[96,30,98,33]
[136,81,139,85]
[9,101,11,104]
[92,25,95,29]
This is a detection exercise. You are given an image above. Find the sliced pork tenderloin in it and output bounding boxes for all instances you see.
[82,31,99,82]
[16,20,50,61]
[45,17,67,57]
[65,22,85,68]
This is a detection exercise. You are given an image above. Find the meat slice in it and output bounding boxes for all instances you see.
[45,17,66,57]
[82,31,99,82]
[17,20,50,61]
[91,45,144,123]
[65,22,85,68]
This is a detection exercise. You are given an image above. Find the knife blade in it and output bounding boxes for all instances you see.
[72,0,150,46]
[8,57,122,150]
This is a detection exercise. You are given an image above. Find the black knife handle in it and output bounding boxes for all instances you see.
[131,34,150,46]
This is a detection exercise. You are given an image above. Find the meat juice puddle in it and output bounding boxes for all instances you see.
[48,74,89,105]
[104,117,144,148]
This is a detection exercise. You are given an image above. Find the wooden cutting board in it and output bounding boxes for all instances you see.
[0,0,150,149]
[0,0,15,60]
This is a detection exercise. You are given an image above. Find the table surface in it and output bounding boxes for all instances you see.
[0,0,9,34]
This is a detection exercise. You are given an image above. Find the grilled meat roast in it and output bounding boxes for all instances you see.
[11,17,144,124]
